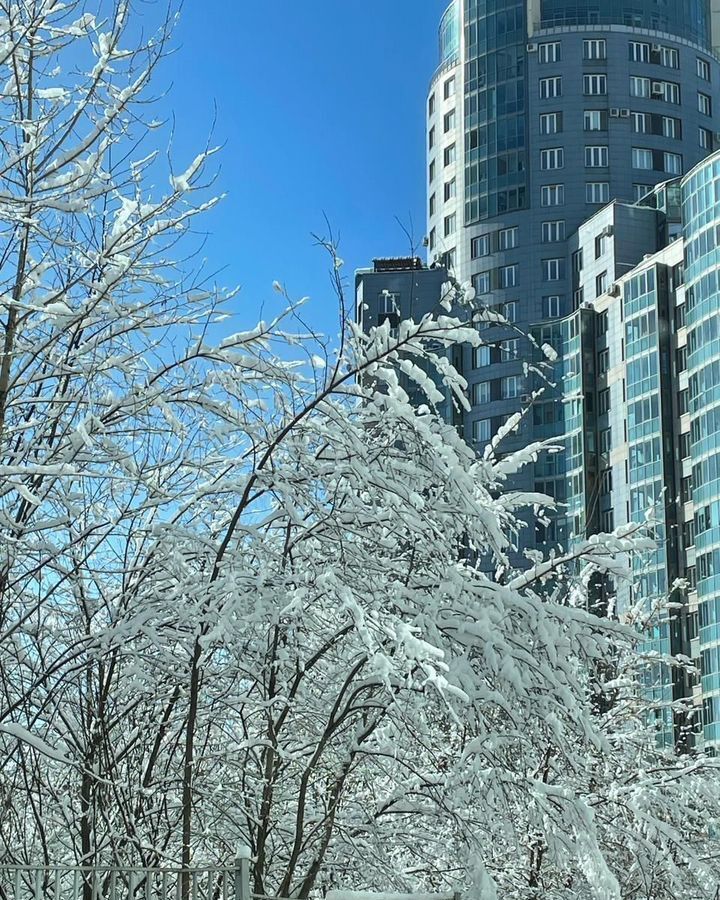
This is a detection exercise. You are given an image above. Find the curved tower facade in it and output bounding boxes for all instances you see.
[683,152,720,746]
[427,0,720,556]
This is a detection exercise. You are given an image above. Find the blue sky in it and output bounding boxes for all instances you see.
[158,1,446,337]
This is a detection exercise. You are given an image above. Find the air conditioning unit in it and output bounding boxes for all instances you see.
[527,42,538,52]
[652,44,662,52]
[608,283,621,297]
[601,225,614,238]
[620,108,631,117]
[581,300,594,310]
[610,108,621,117]
[651,81,664,94]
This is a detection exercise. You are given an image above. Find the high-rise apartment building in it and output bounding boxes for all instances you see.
[358,1,720,749]
[426,0,720,561]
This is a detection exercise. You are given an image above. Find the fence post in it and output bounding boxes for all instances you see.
[234,847,251,900]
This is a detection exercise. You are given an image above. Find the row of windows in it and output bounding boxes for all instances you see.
[538,181,668,208]
[470,226,518,258]
[631,147,682,174]
[428,176,456,218]
[540,109,687,139]
[473,340,520,368]
[540,182,610,205]
[470,375,524,405]
[470,264,518,293]
[427,74,456,117]
[427,108,457,148]
[538,146,681,174]
[537,40,711,77]
[539,74,692,105]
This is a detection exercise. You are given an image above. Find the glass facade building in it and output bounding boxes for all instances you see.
[684,154,720,745]
[426,0,720,566]
[540,0,711,47]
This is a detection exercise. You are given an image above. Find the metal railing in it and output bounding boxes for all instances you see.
[0,863,460,900]
[0,865,248,900]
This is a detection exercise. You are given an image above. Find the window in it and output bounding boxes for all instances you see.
[429,227,436,251]
[633,183,651,201]
[629,41,650,63]
[679,388,688,414]
[584,39,606,60]
[473,418,491,443]
[541,220,565,242]
[443,109,456,132]
[585,145,608,167]
[661,82,681,104]
[573,249,583,273]
[471,235,490,258]
[500,339,518,360]
[444,213,456,236]
[700,127,712,150]
[699,92,712,116]
[473,345,490,368]
[541,184,564,206]
[443,75,455,99]
[471,380,490,406]
[597,310,608,335]
[428,93,435,116]
[444,143,456,166]
[499,264,517,288]
[543,258,564,281]
[428,126,435,150]
[586,182,609,203]
[632,147,653,169]
[584,74,606,95]
[584,110,604,131]
[441,247,456,270]
[541,148,564,170]
[598,348,610,374]
[600,427,611,452]
[601,510,614,532]
[595,233,606,258]
[472,271,490,294]
[501,375,522,399]
[632,112,648,133]
[677,344,688,374]
[539,41,561,63]
[680,431,691,459]
[503,300,517,323]
[379,292,399,314]
[498,226,518,250]
[540,76,562,99]
[543,295,561,317]
[630,76,651,98]
[444,177,456,201]
[662,116,679,139]
[660,47,679,69]
[599,388,610,415]
[600,469,613,494]
[540,112,562,135]
[429,193,436,217]
[429,159,435,183]
[697,57,711,81]
[664,151,682,175]
[596,270,608,296]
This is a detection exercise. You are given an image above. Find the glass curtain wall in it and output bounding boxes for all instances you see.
[540,0,711,48]
[464,0,528,222]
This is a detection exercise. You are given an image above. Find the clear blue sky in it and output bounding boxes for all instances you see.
[157,1,446,336]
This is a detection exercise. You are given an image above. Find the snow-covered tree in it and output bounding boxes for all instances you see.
[1,3,719,899]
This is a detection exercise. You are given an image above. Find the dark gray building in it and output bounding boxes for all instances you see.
[355,258,459,424]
